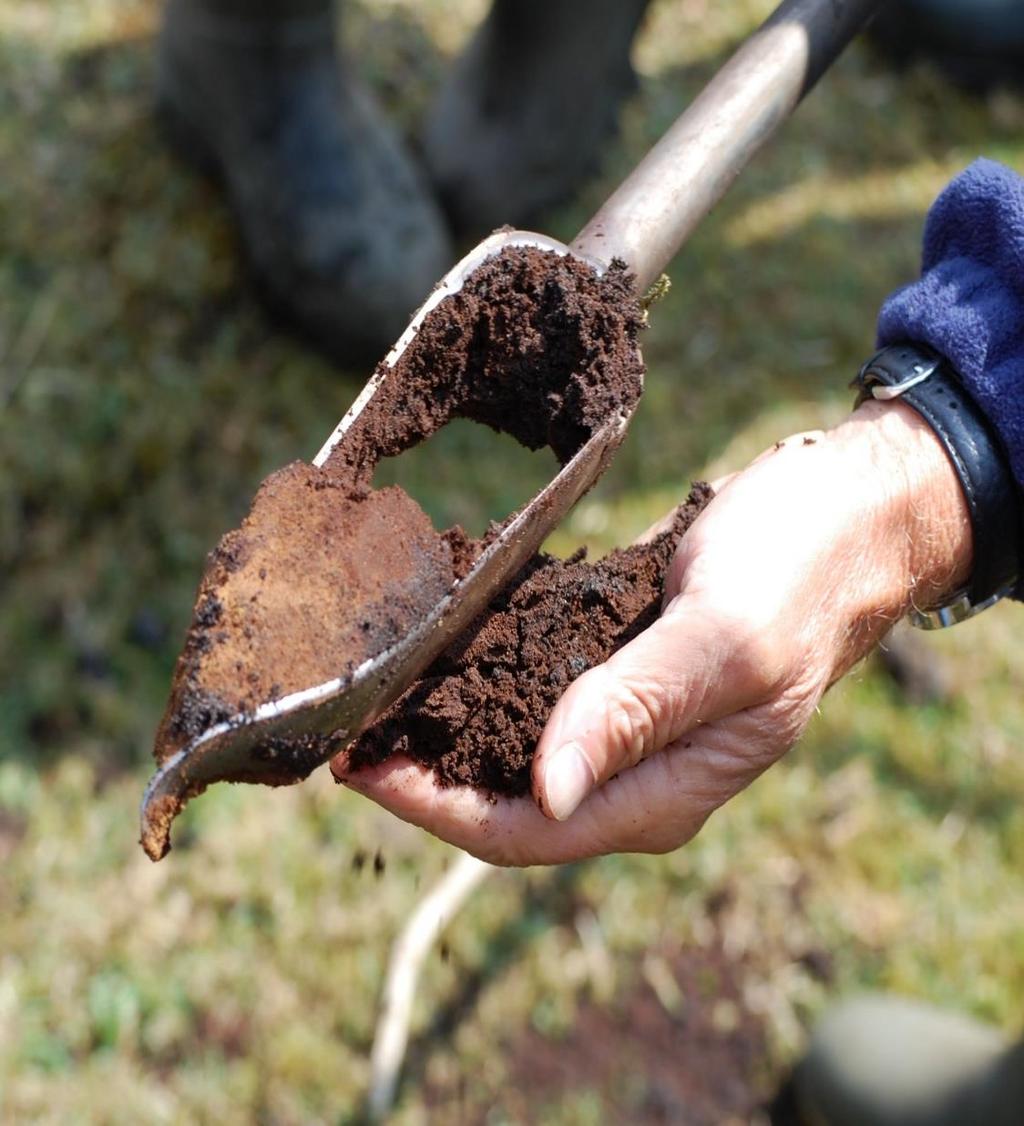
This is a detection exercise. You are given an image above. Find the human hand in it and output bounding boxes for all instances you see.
[333,400,971,865]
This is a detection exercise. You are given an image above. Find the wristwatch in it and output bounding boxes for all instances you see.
[852,343,1022,629]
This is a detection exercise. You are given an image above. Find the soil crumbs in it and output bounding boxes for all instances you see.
[349,483,714,796]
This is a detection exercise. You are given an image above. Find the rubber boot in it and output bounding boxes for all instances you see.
[422,0,652,237]
[872,0,1024,92]
[791,995,1024,1126]
[157,0,452,366]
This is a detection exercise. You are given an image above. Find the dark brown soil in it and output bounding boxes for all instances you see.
[154,245,644,774]
[330,244,645,483]
[348,484,713,796]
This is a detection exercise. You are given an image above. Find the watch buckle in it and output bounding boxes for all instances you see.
[908,582,1014,630]
[855,353,940,402]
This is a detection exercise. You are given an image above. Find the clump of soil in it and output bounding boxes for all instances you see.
[153,245,644,776]
[154,468,457,764]
[333,244,645,483]
[348,484,713,796]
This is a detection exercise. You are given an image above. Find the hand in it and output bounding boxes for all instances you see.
[333,400,971,865]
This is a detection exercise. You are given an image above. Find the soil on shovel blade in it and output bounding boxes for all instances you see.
[346,483,713,797]
[148,245,647,854]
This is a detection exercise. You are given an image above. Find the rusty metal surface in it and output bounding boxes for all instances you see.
[573,0,881,289]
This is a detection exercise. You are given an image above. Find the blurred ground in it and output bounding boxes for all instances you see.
[3,1,1024,1123]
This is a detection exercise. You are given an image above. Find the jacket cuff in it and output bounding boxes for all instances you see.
[876,158,1024,600]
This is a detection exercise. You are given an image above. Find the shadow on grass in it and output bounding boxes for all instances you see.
[334,865,585,1124]
[402,865,586,1112]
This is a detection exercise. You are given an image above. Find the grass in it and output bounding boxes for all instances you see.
[3,0,1024,1121]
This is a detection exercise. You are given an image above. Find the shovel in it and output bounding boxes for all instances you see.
[141,0,881,860]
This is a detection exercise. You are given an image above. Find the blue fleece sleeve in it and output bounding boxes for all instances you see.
[877,158,1024,493]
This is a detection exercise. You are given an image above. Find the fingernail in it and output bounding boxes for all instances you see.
[544,742,594,822]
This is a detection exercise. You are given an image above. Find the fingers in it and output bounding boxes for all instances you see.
[335,706,792,865]
[333,753,613,866]
[635,508,681,545]
[531,597,774,822]
[635,479,730,547]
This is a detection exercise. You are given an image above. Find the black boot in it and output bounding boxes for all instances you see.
[422,0,652,237]
[791,995,1024,1126]
[872,0,1024,92]
[158,0,452,366]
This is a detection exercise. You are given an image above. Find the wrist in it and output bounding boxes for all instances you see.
[853,342,1022,627]
[831,398,972,627]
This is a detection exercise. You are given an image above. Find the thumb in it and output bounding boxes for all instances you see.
[531,598,762,821]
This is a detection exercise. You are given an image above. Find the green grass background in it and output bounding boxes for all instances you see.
[2,0,1024,1121]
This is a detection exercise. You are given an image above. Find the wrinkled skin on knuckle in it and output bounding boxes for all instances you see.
[777,674,826,734]
[741,673,825,767]
[669,737,758,816]
[602,674,672,768]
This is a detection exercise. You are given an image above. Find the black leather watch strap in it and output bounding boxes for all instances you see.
[853,343,1022,622]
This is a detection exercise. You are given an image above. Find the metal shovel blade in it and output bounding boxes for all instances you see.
[140,231,631,860]
[141,0,881,859]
